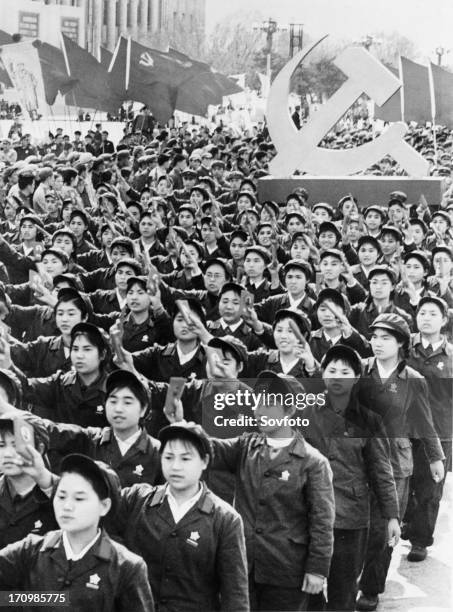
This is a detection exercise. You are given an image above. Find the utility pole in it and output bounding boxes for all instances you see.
[289,23,304,58]
[435,46,449,66]
[253,18,287,83]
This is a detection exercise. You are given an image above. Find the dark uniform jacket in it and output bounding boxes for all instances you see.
[244,279,282,304]
[114,310,174,353]
[110,482,249,612]
[207,319,264,351]
[11,335,71,378]
[150,254,180,274]
[243,348,314,380]
[358,358,445,478]
[80,266,116,293]
[160,281,221,322]
[0,477,58,549]
[255,292,316,324]
[77,249,110,272]
[161,269,197,290]
[350,299,414,339]
[89,289,122,315]
[304,397,399,529]
[6,305,58,342]
[407,334,453,440]
[210,432,335,584]
[309,277,366,305]
[35,419,162,487]
[309,328,371,362]
[0,530,154,612]
[0,238,36,285]
[17,368,109,428]
[133,342,207,383]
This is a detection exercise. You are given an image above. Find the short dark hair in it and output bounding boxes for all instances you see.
[159,432,211,461]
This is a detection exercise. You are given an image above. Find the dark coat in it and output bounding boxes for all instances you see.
[0,529,154,611]
[304,396,399,529]
[132,342,207,383]
[110,482,249,612]
[38,419,162,487]
[407,334,453,440]
[210,432,335,584]
[17,368,109,428]
[358,358,445,478]
[254,292,316,324]
[11,335,71,378]
[0,476,58,549]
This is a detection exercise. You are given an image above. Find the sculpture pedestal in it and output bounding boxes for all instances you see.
[257,176,445,208]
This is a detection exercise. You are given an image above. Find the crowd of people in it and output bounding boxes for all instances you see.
[0,115,451,611]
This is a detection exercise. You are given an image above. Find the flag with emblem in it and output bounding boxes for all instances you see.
[108,36,179,123]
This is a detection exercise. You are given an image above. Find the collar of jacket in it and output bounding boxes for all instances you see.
[61,369,108,389]
[364,356,408,379]
[250,431,308,457]
[48,336,64,351]
[148,481,214,514]
[411,332,452,355]
[99,427,151,454]
[39,529,112,561]
[310,328,324,339]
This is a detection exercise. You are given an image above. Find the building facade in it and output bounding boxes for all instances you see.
[1,0,205,53]
[84,0,206,53]
[1,0,85,47]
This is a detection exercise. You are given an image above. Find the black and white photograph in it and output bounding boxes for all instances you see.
[0,0,451,610]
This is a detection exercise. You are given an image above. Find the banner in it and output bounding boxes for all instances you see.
[431,62,453,127]
[0,42,47,119]
[400,57,431,124]
[374,66,402,122]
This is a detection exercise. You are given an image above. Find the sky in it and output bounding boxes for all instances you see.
[205,0,452,65]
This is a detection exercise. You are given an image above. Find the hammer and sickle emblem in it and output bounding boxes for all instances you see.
[139,52,154,68]
[267,38,429,177]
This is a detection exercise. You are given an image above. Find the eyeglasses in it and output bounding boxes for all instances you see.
[205,273,224,280]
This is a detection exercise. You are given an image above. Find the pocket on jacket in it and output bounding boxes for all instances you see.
[352,483,369,497]
[397,438,412,449]
[288,533,308,545]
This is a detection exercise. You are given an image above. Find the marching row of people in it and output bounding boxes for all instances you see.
[0,119,451,611]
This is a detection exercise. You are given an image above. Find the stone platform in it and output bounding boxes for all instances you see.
[257,176,445,208]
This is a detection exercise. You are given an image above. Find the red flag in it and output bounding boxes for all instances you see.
[61,34,122,112]
[431,63,453,127]
[374,66,402,122]
[400,57,431,124]
[108,37,179,123]
[32,40,77,105]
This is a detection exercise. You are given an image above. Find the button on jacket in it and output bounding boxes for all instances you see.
[358,358,445,478]
[110,482,249,612]
[304,397,399,529]
[209,432,335,584]
[0,530,154,612]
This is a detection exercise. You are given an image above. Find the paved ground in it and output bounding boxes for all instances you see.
[380,473,452,612]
